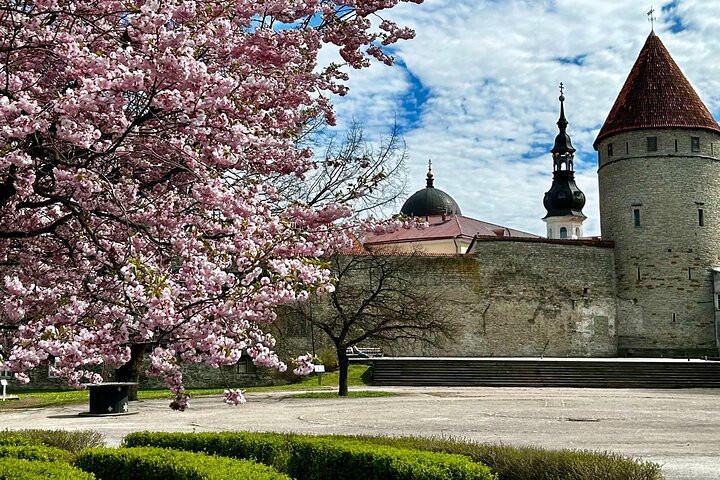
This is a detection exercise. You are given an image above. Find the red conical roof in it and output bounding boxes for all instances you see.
[594,32,720,149]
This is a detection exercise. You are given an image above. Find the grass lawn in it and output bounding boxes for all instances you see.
[0,365,372,411]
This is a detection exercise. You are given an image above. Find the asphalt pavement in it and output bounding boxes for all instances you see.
[1,386,718,479]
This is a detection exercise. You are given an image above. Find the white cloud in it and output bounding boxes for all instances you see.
[320,0,720,236]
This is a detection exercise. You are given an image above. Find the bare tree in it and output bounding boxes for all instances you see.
[286,251,456,396]
[270,119,408,216]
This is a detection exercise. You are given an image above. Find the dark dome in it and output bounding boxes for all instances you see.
[400,169,461,217]
[401,187,461,216]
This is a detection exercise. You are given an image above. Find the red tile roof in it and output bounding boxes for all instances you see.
[594,32,720,149]
[362,215,538,246]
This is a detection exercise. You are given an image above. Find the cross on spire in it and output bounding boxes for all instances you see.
[647,5,656,32]
[559,82,564,96]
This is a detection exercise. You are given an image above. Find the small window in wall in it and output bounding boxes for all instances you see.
[633,209,641,227]
[698,208,705,226]
[636,267,641,281]
[625,142,629,154]
[691,136,700,152]
[236,358,257,375]
[560,227,568,239]
[674,139,678,152]
[688,267,693,280]
[672,313,677,322]
[647,136,657,152]
[607,143,613,157]
[575,227,580,238]
[0,366,11,379]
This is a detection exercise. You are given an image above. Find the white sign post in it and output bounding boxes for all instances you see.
[1,379,7,401]
[314,364,325,385]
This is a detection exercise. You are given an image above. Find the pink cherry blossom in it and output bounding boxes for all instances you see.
[0,0,420,408]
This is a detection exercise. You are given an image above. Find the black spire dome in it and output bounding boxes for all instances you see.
[400,160,461,217]
[543,86,586,219]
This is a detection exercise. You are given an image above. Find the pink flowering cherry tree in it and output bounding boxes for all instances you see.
[0,0,420,409]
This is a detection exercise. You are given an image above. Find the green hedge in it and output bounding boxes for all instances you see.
[286,437,495,480]
[0,430,104,453]
[0,458,94,480]
[124,431,663,480]
[0,438,37,448]
[0,445,71,463]
[342,435,664,480]
[123,431,292,471]
[123,432,496,480]
[75,446,290,480]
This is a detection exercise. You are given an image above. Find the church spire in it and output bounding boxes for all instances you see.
[551,83,576,164]
[543,86,586,239]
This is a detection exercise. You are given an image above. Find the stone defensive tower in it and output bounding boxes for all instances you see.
[594,32,720,356]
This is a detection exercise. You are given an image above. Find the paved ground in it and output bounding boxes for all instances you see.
[1,386,719,479]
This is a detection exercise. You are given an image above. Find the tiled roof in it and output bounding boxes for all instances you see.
[594,32,720,149]
[362,215,538,246]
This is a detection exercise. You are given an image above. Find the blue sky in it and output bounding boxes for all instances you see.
[318,0,720,236]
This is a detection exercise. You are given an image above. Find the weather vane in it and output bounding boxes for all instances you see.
[647,5,656,32]
[428,159,432,173]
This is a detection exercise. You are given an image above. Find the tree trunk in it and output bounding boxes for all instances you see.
[337,349,349,397]
[115,343,146,401]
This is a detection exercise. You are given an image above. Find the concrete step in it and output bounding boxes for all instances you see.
[362,357,720,388]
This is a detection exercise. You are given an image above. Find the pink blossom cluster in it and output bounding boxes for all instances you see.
[0,0,420,408]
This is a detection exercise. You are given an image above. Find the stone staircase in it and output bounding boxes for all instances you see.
[359,357,720,388]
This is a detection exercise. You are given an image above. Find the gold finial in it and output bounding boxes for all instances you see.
[647,5,656,32]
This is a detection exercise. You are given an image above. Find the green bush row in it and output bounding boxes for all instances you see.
[341,435,664,480]
[0,445,71,463]
[124,431,496,480]
[0,458,94,480]
[124,431,663,480]
[0,429,104,453]
[74,446,290,480]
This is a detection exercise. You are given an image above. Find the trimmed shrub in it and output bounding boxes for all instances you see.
[124,431,663,480]
[75,446,290,480]
[0,445,71,463]
[123,432,495,480]
[0,430,104,453]
[0,458,94,480]
[124,431,292,471]
[0,438,37,448]
[286,437,496,480]
[343,435,664,480]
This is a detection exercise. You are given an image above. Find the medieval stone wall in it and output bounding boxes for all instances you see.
[275,239,619,359]
[597,127,720,356]
[387,239,618,357]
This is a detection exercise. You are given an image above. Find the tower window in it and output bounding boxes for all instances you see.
[698,208,704,226]
[633,209,641,227]
[688,267,693,280]
[674,139,678,152]
[636,267,641,281]
[607,143,613,157]
[560,227,568,239]
[691,136,700,152]
[647,136,657,152]
[625,142,629,154]
[672,313,677,322]
[575,227,580,237]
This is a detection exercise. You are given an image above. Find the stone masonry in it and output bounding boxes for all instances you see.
[597,128,720,356]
